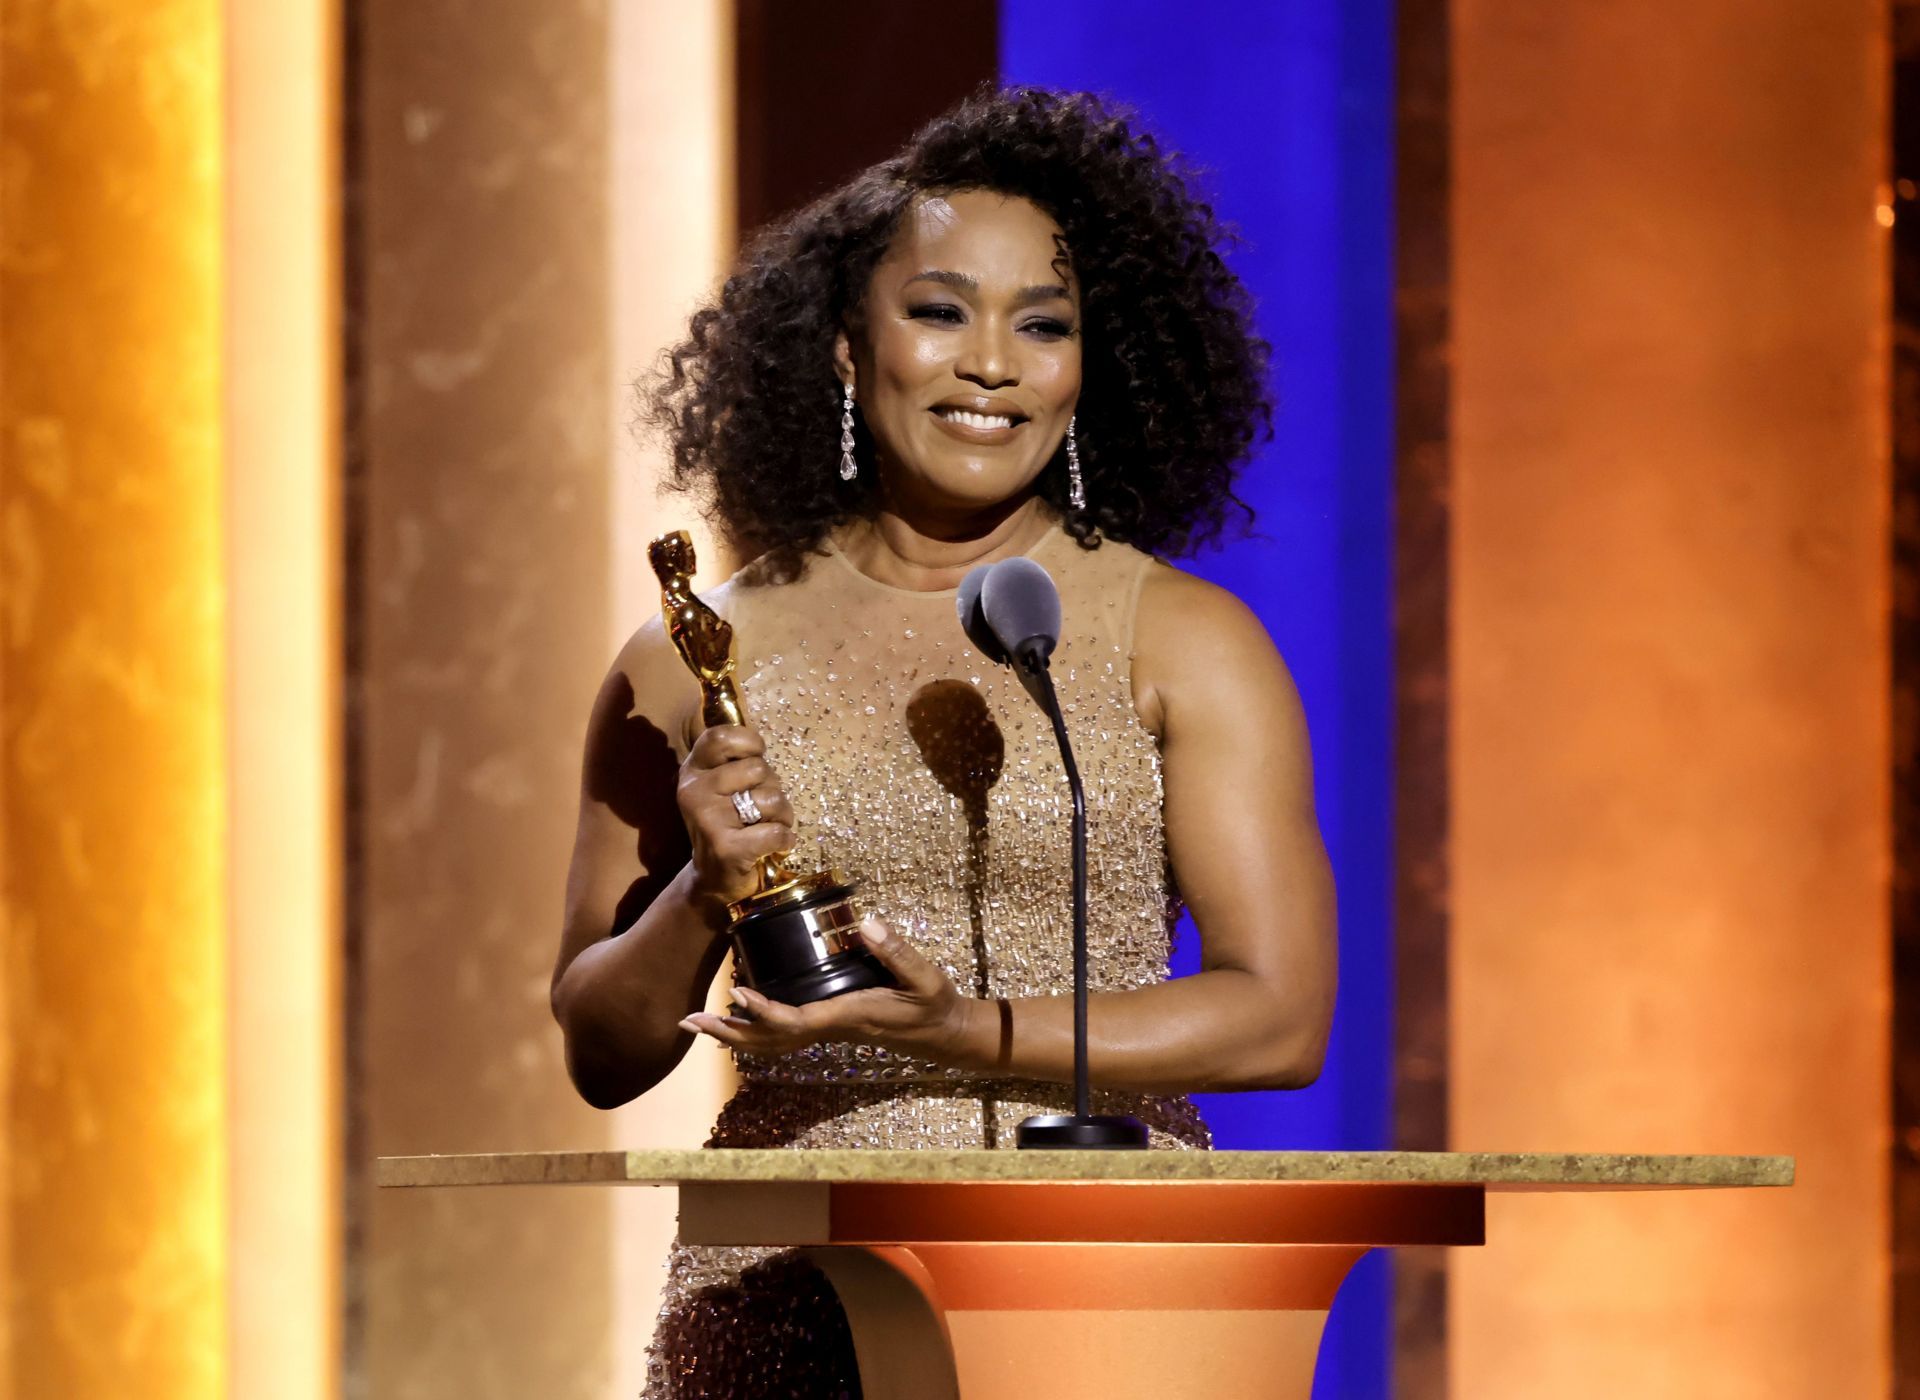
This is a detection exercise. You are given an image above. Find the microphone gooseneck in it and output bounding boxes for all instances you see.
[964,554,1148,1150]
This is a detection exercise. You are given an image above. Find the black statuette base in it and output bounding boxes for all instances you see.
[751,948,894,1007]
[731,880,896,1006]
[1015,1113,1151,1150]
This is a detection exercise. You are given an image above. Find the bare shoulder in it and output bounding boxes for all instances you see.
[1132,561,1295,739]
[1135,561,1275,659]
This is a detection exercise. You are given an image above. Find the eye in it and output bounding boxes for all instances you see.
[1022,318,1074,339]
[907,303,964,324]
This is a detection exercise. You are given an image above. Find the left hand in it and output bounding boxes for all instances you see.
[678,918,978,1063]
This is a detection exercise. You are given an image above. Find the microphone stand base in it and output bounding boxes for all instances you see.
[1015,1114,1150,1150]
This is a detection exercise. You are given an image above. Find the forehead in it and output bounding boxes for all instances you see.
[879,190,1073,284]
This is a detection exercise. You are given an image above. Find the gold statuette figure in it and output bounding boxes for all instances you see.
[649,530,893,1004]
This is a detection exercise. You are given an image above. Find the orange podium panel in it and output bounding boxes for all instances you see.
[377,1147,1792,1398]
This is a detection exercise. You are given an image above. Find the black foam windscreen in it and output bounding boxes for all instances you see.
[956,562,1009,664]
[980,556,1061,664]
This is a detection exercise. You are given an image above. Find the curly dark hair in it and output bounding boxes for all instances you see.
[644,85,1271,564]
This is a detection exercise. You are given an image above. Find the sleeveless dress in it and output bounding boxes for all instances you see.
[642,520,1211,1399]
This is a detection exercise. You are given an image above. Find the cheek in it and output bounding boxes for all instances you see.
[1031,346,1083,411]
[870,322,952,388]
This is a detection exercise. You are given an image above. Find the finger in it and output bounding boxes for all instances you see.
[719,821,794,863]
[732,986,813,1036]
[687,724,766,769]
[745,789,795,828]
[706,756,775,797]
[677,1011,758,1049]
[682,1008,813,1057]
[856,919,941,992]
[739,984,867,1044]
[705,785,791,839]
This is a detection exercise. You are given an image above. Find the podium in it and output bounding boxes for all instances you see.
[378,1147,1791,1398]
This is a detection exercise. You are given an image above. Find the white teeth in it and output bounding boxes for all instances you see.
[937,408,1016,431]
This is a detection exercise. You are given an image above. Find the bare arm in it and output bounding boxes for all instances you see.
[973,565,1336,1090]
[689,565,1337,1095]
[550,621,796,1109]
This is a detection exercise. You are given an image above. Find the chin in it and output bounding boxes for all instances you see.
[914,458,1045,513]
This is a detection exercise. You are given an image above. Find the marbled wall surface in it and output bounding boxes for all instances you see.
[348,2,617,1395]
[1,2,227,1395]
[1451,2,1889,1395]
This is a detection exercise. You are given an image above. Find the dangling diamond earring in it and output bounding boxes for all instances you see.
[839,382,858,481]
[1066,415,1086,511]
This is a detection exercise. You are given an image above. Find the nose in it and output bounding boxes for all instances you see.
[955,315,1018,389]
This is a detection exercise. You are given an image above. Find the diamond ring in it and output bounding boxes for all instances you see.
[731,789,764,826]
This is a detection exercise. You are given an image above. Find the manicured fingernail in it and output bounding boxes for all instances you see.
[677,1018,700,1033]
[735,987,764,1004]
[862,919,889,944]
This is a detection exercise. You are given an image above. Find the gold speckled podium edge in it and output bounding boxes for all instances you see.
[374,1148,1793,1190]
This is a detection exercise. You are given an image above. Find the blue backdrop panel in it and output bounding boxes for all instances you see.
[998,5,1396,1395]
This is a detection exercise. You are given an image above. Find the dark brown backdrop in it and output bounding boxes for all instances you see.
[1893,5,1919,1395]
[1393,0,1454,1394]
[735,0,998,236]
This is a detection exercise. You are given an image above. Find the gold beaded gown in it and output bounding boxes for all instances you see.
[642,519,1211,1399]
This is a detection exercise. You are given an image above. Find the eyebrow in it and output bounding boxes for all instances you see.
[904,269,1074,306]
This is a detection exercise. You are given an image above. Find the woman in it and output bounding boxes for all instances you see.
[552,86,1337,1398]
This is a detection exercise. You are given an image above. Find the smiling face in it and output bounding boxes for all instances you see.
[836,189,1083,527]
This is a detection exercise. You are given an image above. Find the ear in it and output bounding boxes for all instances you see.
[832,328,855,392]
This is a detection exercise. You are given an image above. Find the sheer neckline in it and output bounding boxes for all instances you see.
[821,517,1066,599]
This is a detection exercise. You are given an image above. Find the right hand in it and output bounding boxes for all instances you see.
[677,724,796,907]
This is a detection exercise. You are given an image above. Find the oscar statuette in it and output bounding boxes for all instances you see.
[649,530,895,1005]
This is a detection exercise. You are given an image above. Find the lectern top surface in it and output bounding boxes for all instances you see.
[375,1148,1792,1190]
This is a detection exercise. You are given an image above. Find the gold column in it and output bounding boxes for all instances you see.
[1,2,228,1396]
[1452,1,1889,1393]
[224,0,340,1395]
[606,1,737,1391]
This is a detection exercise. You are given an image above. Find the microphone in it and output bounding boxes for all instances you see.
[965,556,1061,715]
[977,556,1059,660]
[980,557,1060,708]
[958,556,1148,1151]
[955,562,1008,664]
